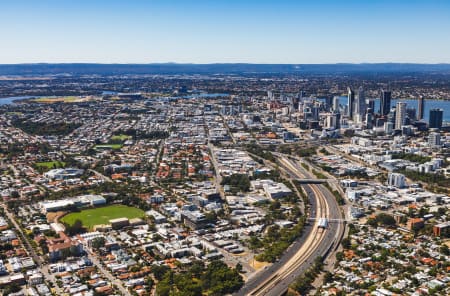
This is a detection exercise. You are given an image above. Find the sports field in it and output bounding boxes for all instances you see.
[35,161,66,169]
[60,205,145,229]
[111,134,131,141]
[94,144,123,150]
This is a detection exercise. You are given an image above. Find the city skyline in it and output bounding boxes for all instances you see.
[1,0,450,64]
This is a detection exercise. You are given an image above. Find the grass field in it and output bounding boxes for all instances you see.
[60,205,145,229]
[94,144,123,150]
[35,161,66,169]
[111,134,131,141]
[33,96,91,103]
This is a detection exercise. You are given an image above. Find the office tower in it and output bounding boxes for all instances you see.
[353,86,366,122]
[332,96,340,112]
[384,121,394,134]
[406,107,416,122]
[367,100,375,114]
[387,107,396,124]
[347,87,355,118]
[388,173,406,188]
[429,108,443,129]
[395,102,406,130]
[325,113,338,129]
[417,96,425,120]
[335,112,341,129]
[428,132,441,147]
[380,89,391,116]
[366,112,373,129]
[298,91,305,102]
[267,91,274,100]
[311,104,320,121]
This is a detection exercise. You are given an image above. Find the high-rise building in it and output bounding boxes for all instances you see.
[384,121,394,134]
[380,89,391,116]
[388,173,406,188]
[417,97,425,120]
[366,111,373,129]
[429,108,443,129]
[406,107,416,122]
[395,102,406,130]
[353,86,366,122]
[367,100,375,114]
[347,87,355,118]
[332,96,340,112]
[428,132,441,147]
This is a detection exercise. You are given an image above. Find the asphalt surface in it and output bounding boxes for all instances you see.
[235,157,344,296]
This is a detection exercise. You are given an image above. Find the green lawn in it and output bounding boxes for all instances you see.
[94,144,123,150]
[60,205,145,229]
[111,134,131,141]
[35,161,66,169]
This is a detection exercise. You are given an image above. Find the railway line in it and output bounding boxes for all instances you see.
[237,156,341,296]
[248,180,329,296]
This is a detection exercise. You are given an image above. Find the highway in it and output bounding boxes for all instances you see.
[236,156,344,296]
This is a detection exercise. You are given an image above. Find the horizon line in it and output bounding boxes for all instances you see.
[2,62,450,66]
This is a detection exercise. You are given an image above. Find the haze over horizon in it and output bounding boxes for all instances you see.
[1,0,450,64]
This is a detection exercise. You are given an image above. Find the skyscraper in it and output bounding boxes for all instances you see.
[353,86,366,123]
[417,96,425,120]
[347,87,355,118]
[380,89,391,116]
[395,101,406,129]
[429,108,443,129]
[332,96,340,112]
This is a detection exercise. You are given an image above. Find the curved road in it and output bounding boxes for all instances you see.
[235,156,344,296]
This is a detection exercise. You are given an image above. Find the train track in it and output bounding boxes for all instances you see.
[247,158,330,296]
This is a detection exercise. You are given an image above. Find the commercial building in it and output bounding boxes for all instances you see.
[417,97,425,120]
[429,108,443,129]
[109,218,130,230]
[388,173,406,188]
[395,102,406,130]
[347,87,355,118]
[428,132,441,147]
[380,89,391,116]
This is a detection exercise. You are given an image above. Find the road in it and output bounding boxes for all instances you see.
[1,203,64,295]
[88,169,112,182]
[207,140,225,200]
[87,248,131,296]
[235,156,344,296]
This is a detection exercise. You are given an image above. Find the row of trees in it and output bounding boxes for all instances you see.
[155,260,243,296]
[289,257,324,295]
[254,216,306,263]
[391,152,431,164]
[12,119,81,136]
[221,174,250,193]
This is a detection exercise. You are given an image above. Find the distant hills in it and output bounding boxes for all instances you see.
[1,63,450,76]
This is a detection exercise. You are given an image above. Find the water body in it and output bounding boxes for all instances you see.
[0,96,34,105]
[336,96,450,122]
[183,93,229,99]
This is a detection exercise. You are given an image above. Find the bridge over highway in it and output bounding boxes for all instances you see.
[235,156,345,296]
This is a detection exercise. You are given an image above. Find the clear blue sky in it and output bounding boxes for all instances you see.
[1,0,450,64]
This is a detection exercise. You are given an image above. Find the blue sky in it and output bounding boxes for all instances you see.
[0,0,450,64]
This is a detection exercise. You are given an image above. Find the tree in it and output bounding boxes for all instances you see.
[152,264,170,281]
[91,237,106,250]
[375,213,396,227]
[440,244,450,256]
[65,219,85,236]
[367,217,378,228]
[341,237,351,249]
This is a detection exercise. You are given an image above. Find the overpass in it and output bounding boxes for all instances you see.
[236,156,345,296]
[293,178,329,184]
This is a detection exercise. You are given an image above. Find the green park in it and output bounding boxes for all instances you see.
[60,204,145,230]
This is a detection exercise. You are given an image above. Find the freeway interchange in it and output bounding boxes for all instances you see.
[236,155,345,296]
